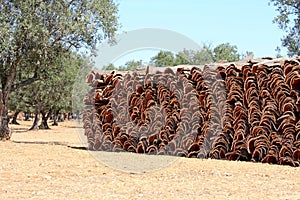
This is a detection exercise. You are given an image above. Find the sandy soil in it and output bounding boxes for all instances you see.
[0,120,299,200]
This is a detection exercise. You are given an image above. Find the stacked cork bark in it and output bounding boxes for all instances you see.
[83,57,300,166]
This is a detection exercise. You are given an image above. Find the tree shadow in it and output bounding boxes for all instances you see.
[11,128,30,133]
[12,140,87,150]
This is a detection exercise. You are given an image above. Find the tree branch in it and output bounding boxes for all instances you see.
[11,73,39,91]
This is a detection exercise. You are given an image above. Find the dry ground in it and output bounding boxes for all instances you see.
[0,120,299,200]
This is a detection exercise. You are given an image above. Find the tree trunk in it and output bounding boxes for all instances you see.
[76,110,80,122]
[11,111,20,125]
[29,105,40,130]
[0,90,11,140]
[39,110,51,129]
[24,112,30,121]
[52,109,60,126]
[58,113,64,122]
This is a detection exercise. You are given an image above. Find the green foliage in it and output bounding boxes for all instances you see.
[150,43,243,67]
[270,0,300,56]
[0,0,119,95]
[175,45,215,65]
[9,89,35,113]
[174,51,191,65]
[103,43,243,70]
[103,60,144,71]
[0,0,119,137]
[10,52,90,115]
[213,43,240,62]
[103,63,116,70]
[72,56,93,113]
[193,45,215,64]
[124,60,144,71]
[46,53,88,113]
[150,51,175,67]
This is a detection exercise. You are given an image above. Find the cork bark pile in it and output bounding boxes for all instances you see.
[83,57,300,166]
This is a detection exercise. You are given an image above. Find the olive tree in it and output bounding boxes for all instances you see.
[0,0,119,140]
[270,0,300,56]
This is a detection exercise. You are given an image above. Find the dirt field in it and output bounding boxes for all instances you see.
[0,120,299,200]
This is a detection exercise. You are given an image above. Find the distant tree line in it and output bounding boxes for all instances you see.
[103,60,145,71]
[150,43,253,67]
[104,43,253,70]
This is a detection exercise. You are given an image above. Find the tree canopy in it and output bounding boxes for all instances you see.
[0,0,119,139]
[270,0,300,56]
[174,45,214,65]
[150,43,246,67]
[213,43,240,62]
[101,43,252,72]
[150,51,175,67]
[103,60,144,71]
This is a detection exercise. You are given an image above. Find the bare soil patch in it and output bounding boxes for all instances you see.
[0,120,299,199]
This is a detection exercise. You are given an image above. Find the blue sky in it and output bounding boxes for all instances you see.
[103,0,286,67]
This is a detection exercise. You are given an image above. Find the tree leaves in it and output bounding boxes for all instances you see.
[213,43,240,62]
[0,0,119,91]
[150,51,175,67]
[0,0,119,138]
[150,43,243,67]
[270,0,300,56]
[9,52,92,115]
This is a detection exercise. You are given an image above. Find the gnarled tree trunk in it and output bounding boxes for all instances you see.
[0,90,11,140]
[11,111,20,125]
[39,110,51,129]
[24,112,30,121]
[29,104,40,130]
[52,109,60,126]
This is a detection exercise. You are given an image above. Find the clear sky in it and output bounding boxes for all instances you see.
[105,0,286,67]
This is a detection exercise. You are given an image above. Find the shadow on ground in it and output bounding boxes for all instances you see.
[12,140,87,150]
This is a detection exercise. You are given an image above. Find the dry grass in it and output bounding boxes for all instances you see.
[0,120,299,199]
